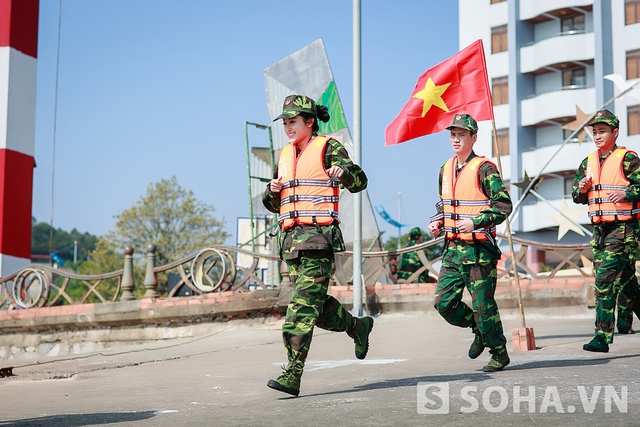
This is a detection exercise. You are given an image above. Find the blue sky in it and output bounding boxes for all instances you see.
[33,0,459,246]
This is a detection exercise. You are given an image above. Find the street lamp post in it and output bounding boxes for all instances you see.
[352,0,363,316]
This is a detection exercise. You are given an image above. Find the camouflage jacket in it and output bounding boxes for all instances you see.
[435,151,512,265]
[262,137,368,260]
[397,241,430,282]
[572,146,640,206]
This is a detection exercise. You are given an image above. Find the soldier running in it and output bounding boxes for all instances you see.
[572,109,640,352]
[263,94,373,396]
[428,113,512,372]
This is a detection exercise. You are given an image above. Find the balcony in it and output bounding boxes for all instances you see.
[521,87,595,127]
[521,142,593,177]
[521,31,594,74]
[519,0,593,22]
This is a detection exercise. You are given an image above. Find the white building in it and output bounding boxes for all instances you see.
[459,0,640,244]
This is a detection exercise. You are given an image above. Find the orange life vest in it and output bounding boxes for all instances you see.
[586,147,637,224]
[277,136,340,231]
[437,156,496,242]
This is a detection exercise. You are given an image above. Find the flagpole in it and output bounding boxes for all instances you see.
[352,0,363,316]
[491,119,527,329]
[397,191,401,249]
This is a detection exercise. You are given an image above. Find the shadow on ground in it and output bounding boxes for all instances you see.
[0,411,158,427]
[295,353,640,399]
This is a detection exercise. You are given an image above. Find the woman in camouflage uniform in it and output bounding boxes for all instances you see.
[263,94,373,396]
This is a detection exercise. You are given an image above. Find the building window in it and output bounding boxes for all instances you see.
[564,176,575,198]
[561,14,585,33]
[562,67,586,88]
[492,128,509,156]
[563,129,579,143]
[629,105,640,136]
[492,77,508,106]
[626,0,640,25]
[491,25,508,54]
[627,49,640,79]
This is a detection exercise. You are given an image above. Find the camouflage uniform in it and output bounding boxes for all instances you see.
[397,228,432,283]
[617,280,636,332]
[263,132,368,374]
[572,145,640,343]
[432,151,512,355]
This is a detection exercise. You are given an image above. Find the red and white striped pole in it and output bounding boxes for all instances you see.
[0,0,39,277]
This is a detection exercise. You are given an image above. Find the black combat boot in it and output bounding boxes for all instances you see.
[348,316,374,360]
[482,346,510,372]
[267,361,304,396]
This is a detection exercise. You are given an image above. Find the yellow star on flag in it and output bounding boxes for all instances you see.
[412,77,451,117]
[548,200,587,240]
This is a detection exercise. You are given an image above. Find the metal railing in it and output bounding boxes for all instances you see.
[0,234,595,310]
[522,28,588,47]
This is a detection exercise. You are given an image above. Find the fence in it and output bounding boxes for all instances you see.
[0,234,595,310]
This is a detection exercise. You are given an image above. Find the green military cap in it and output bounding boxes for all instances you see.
[409,227,422,240]
[274,94,317,121]
[446,113,478,134]
[587,109,619,129]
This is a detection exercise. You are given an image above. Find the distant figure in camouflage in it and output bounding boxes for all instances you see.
[572,109,640,352]
[397,227,433,283]
[388,254,398,283]
[428,113,512,372]
[263,94,373,396]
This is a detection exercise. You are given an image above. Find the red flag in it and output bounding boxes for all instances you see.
[384,40,494,146]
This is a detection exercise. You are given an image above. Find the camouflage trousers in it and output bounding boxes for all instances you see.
[281,250,356,367]
[616,267,639,331]
[591,224,640,343]
[434,261,507,349]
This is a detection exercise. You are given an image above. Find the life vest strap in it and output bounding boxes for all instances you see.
[281,178,341,190]
[278,209,339,221]
[442,226,496,235]
[590,184,629,191]
[588,197,613,205]
[442,212,477,220]
[588,209,634,218]
[430,213,444,222]
[436,199,492,208]
[280,195,340,207]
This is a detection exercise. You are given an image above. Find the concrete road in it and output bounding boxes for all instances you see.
[1,307,638,426]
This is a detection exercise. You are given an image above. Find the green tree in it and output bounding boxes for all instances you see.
[107,176,229,266]
[74,238,146,301]
[49,177,229,299]
[31,218,99,264]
